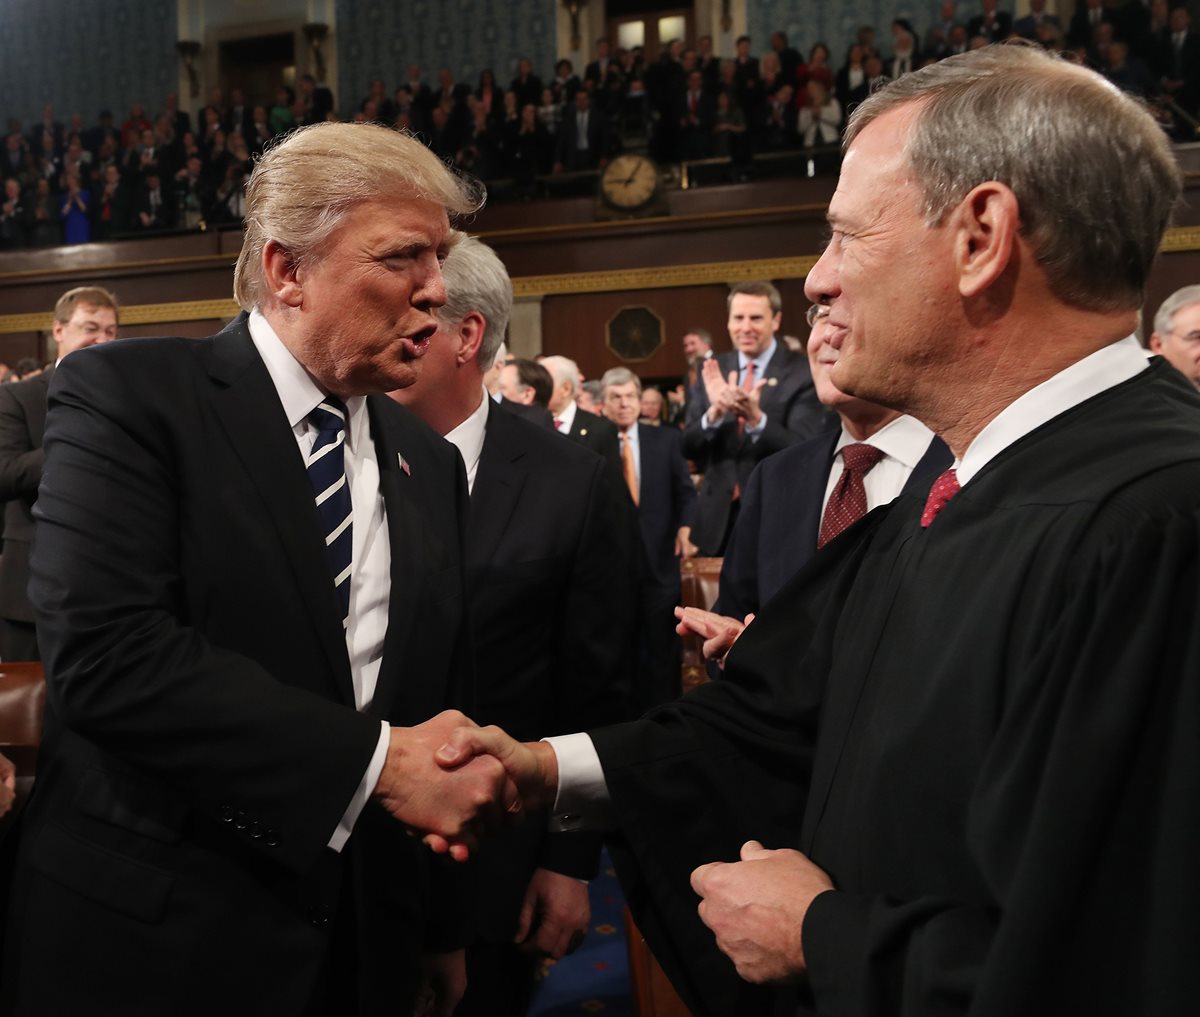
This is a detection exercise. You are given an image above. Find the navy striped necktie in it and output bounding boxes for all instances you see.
[306,396,353,626]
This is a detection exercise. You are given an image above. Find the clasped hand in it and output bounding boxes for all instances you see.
[701,359,766,427]
[373,710,558,860]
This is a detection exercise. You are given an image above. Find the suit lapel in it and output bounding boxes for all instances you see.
[468,401,527,570]
[207,320,355,703]
[366,396,449,722]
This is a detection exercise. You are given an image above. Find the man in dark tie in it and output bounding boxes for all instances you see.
[678,303,950,659]
[390,235,636,1017]
[0,284,119,662]
[1,122,510,1017]
[440,46,1199,1017]
[1148,284,1200,390]
[541,354,622,479]
[684,281,826,555]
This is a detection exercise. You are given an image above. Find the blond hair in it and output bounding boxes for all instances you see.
[233,122,485,309]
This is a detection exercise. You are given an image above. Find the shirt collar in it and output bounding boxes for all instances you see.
[556,399,578,432]
[834,414,933,467]
[738,338,777,375]
[444,387,490,492]
[618,421,639,450]
[956,335,1147,486]
[247,308,367,448]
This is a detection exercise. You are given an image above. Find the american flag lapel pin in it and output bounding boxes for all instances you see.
[397,453,411,476]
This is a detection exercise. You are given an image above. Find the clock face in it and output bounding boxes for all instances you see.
[601,154,658,210]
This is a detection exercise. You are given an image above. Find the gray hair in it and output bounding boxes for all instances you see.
[540,355,582,394]
[233,122,484,309]
[846,44,1181,312]
[1154,285,1200,336]
[436,234,512,366]
[600,366,642,396]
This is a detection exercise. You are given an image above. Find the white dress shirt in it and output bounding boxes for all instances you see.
[444,388,490,494]
[548,336,1150,828]
[822,414,935,513]
[554,398,578,434]
[248,309,391,851]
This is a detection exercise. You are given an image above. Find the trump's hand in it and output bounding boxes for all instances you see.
[691,840,834,982]
[674,606,754,664]
[373,710,513,861]
[516,868,590,959]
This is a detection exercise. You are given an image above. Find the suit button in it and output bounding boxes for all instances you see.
[219,805,234,823]
[249,822,263,840]
[308,905,330,928]
[234,810,248,831]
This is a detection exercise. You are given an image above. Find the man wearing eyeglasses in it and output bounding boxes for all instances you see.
[1149,285,1200,389]
[676,304,952,657]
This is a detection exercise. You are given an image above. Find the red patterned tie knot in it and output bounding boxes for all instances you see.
[921,468,960,528]
[816,443,886,549]
[840,442,885,475]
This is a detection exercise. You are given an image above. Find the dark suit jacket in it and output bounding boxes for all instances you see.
[683,346,828,554]
[715,425,952,622]
[556,108,607,170]
[0,367,52,624]
[566,405,620,479]
[2,319,473,1016]
[967,10,1014,42]
[1013,11,1062,39]
[499,395,554,430]
[633,422,696,591]
[461,401,635,940]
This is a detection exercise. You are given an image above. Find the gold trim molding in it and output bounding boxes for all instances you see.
[0,298,240,336]
[512,256,819,299]
[5,222,1200,334]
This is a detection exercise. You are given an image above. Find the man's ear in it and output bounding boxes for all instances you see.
[457,311,487,365]
[1148,332,1165,355]
[261,240,304,308]
[951,182,1019,300]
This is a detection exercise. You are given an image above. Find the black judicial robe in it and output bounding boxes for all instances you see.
[590,359,1200,1017]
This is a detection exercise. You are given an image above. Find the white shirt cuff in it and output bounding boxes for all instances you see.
[543,732,613,832]
[329,721,390,851]
[745,412,767,437]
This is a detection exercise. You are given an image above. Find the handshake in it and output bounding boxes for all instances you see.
[371,711,557,860]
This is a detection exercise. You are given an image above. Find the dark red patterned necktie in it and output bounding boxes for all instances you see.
[921,468,960,528]
[817,443,886,548]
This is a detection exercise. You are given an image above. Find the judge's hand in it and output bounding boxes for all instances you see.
[373,710,514,862]
[702,360,739,423]
[674,525,698,559]
[0,751,15,818]
[515,868,590,959]
[691,840,834,982]
[674,606,755,664]
[433,724,559,826]
[413,949,466,1017]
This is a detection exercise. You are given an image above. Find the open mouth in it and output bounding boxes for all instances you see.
[401,325,437,359]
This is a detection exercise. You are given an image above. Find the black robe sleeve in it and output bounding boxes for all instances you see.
[804,496,1200,1017]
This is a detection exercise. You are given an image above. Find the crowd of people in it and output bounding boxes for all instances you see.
[2,38,1200,1017]
[2,1,1197,251]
